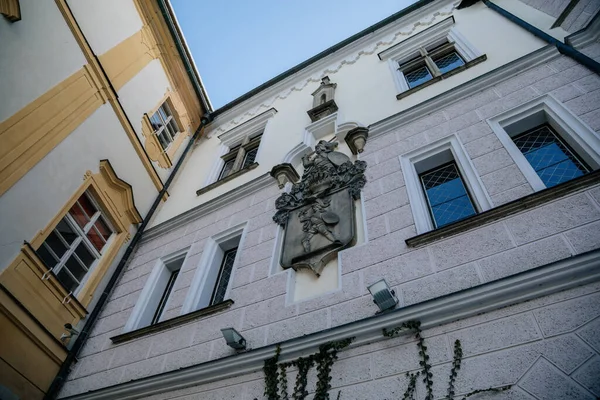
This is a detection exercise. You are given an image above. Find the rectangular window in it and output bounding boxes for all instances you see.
[37,191,114,293]
[512,124,589,188]
[210,247,238,305]
[150,261,181,325]
[420,162,477,228]
[218,133,262,181]
[149,101,181,151]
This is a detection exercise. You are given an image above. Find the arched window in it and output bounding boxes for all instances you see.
[320,93,327,105]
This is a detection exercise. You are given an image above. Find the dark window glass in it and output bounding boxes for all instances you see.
[433,51,465,74]
[65,256,87,282]
[75,243,95,269]
[211,247,237,305]
[38,244,59,269]
[243,147,258,168]
[151,268,180,325]
[56,269,77,293]
[56,219,77,245]
[513,124,589,188]
[69,202,89,229]
[404,65,433,89]
[78,194,97,220]
[219,158,236,180]
[44,231,68,260]
[420,162,476,228]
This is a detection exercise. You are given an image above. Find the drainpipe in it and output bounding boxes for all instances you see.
[44,113,213,400]
[479,0,600,74]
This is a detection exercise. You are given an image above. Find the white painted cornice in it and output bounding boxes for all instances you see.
[565,12,600,48]
[142,173,275,242]
[210,108,277,145]
[369,45,560,139]
[61,250,600,400]
[208,0,460,136]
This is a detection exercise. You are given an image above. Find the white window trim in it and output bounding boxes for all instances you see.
[203,109,277,187]
[378,17,483,96]
[180,222,247,314]
[124,248,189,332]
[400,135,492,234]
[487,94,600,192]
[282,111,338,168]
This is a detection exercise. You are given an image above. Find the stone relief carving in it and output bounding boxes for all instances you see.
[273,140,367,276]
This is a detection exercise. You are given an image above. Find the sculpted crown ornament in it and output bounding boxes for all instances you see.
[273,140,367,276]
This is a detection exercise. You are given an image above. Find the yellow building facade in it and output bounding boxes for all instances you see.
[0,1,210,398]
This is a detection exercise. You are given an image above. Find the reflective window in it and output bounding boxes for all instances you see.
[420,162,477,228]
[210,247,238,305]
[433,51,465,74]
[37,191,114,293]
[513,124,589,188]
[149,101,181,150]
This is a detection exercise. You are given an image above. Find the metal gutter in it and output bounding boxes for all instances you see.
[210,0,437,118]
[479,0,600,74]
[157,0,213,113]
[44,121,209,400]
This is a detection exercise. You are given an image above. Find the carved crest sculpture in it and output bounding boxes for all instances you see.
[273,140,367,276]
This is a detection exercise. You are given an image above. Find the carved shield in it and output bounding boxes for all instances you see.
[280,189,355,276]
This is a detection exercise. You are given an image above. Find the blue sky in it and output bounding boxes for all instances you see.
[171,0,418,109]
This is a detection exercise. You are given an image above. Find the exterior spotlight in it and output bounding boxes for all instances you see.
[221,328,246,350]
[368,279,398,313]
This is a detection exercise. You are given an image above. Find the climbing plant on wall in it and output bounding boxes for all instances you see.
[260,321,512,400]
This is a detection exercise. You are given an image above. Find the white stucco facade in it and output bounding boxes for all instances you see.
[55,1,600,399]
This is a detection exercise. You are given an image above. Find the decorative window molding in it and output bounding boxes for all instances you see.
[283,112,338,168]
[487,94,600,192]
[124,249,188,331]
[180,222,247,314]
[0,161,141,341]
[141,92,187,169]
[400,135,492,234]
[0,0,20,22]
[378,17,485,99]
[202,109,276,188]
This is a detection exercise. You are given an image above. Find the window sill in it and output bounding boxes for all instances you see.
[110,299,234,344]
[196,162,259,196]
[396,54,487,101]
[406,169,600,247]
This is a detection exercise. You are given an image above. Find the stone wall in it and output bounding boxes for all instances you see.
[133,282,600,399]
[59,50,600,398]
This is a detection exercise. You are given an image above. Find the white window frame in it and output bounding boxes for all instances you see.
[487,94,600,192]
[180,222,247,314]
[149,101,181,151]
[39,191,115,296]
[378,17,483,96]
[400,135,492,234]
[124,248,188,331]
[203,108,277,187]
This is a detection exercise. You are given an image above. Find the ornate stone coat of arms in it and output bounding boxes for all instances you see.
[273,140,367,276]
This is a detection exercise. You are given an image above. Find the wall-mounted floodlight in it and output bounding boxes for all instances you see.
[368,279,398,313]
[221,328,246,350]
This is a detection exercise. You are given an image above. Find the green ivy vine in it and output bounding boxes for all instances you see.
[261,337,354,400]
[384,320,512,400]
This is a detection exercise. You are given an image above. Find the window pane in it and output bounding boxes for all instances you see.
[151,268,180,325]
[404,65,433,89]
[65,256,87,282]
[168,119,180,135]
[94,218,112,241]
[211,248,237,305]
[44,231,68,259]
[243,147,258,168]
[75,243,96,269]
[420,163,477,228]
[219,159,235,180]
[56,269,77,293]
[56,219,77,245]
[513,125,589,188]
[78,193,98,219]
[150,113,164,132]
[157,130,171,150]
[433,51,465,74]
[69,202,89,229]
[431,196,476,227]
[87,226,107,252]
[37,244,59,269]
[161,103,173,118]
[158,106,169,122]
